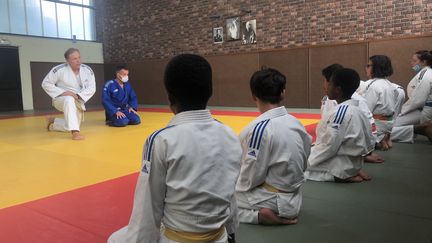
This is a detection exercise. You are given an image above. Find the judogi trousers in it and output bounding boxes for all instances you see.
[236,187,301,224]
[391,107,432,142]
[51,96,83,132]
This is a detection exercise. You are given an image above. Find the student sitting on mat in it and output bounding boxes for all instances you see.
[362,55,398,150]
[107,54,242,243]
[306,68,374,183]
[320,64,383,163]
[235,67,311,225]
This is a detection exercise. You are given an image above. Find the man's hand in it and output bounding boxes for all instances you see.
[128,107,138,114]
[116,111,126,119]
[61,91,78,99]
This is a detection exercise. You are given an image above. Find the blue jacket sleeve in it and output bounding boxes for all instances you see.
[102,82,118,117]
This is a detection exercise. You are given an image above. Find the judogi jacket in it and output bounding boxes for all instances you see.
[102,79,138,117]
[307,99,374,181]
[401,66,432,115]
[321,94,376,143]
[236,106,311,193]
[363,78,398,139]
[41,63,96,111]
[125,110,242,243]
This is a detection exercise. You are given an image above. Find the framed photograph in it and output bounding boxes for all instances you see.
[213,27,223,43]
[242,19,257,44]
[226,17,241,41]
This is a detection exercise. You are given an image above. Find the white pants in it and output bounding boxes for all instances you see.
[107,225,228,243]
[236,187,301,224]
[391,108,432,143]
[52,96,83,132]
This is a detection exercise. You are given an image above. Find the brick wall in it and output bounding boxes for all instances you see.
[96,0,432,63]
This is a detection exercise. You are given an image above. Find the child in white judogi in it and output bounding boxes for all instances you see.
[321,64,382,163]
[306,68,374,182]
[108,54,242,243]
[42,48,96,140]
[362,55,398,150]
[391,50,432,143]
[235,68,311,225]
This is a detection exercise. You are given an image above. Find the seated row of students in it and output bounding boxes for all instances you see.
[108,52,431,243]
[311,51,432,181]
[108,54,313,243]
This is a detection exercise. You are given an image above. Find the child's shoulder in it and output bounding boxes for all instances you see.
[331,102,357,124]
[146,125,176,142]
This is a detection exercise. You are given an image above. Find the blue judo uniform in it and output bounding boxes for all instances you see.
[102,79,141,127]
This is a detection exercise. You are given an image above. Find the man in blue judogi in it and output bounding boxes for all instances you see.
[103,66,141,127]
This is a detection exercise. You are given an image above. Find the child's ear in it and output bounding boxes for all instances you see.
[280,89,286,100]
[252,94,258,102]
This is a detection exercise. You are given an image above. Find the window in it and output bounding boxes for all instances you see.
[0,0,96,41]
[0,0,9,33]
[26,0,43,36]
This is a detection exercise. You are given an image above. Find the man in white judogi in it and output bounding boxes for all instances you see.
[236,68,311,225]
[42,48,95,140]
[108,54,242,243]
[306,68,374,182]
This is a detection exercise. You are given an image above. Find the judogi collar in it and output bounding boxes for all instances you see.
[338,99,359,107]
[255,106,288,121]
[168,110,214,126]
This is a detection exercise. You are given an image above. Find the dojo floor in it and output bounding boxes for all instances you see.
[0,107,431,243]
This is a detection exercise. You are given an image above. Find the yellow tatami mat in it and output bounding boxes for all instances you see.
[0,110,264,209]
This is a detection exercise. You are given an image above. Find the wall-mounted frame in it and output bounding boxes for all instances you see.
[213,27,223,44]
[226,17,241,41]
[242,19,257,44]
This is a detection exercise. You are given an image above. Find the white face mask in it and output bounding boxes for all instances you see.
[121,76,129,82]
[412,64,422,73]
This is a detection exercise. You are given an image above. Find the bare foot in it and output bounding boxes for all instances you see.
[334,175,363,183]
[71,131,85,140]
[414,123,432,143]
[385,134,393,149]
[358,170,372,181]
[379,139,389,151]
[365,153,384,163]
[46,117,55,131]
[258,208,298,225]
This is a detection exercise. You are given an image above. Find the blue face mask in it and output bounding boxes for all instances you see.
[412,64,422,73]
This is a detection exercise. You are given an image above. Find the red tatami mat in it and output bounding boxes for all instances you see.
[0,173,138,243]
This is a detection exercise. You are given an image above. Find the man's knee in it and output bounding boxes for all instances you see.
[129,117,141,125]
[110,118,129,127]
[63,96,75,104]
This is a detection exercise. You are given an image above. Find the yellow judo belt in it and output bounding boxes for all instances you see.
[164,226,224,243]
[261,182,289,193]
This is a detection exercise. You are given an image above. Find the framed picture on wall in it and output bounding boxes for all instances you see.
[226,17,240,41]
[213,27,223,43]
[242,19,257,44]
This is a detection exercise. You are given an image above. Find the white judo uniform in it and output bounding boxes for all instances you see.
[362,78,398,142]
[393,83,406,117]
[235,107,311,223]
[306,99,374,181]
[108,110,242,243]
[320,93,376,145]
[392,67,432,142]
[41,63,96,132]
